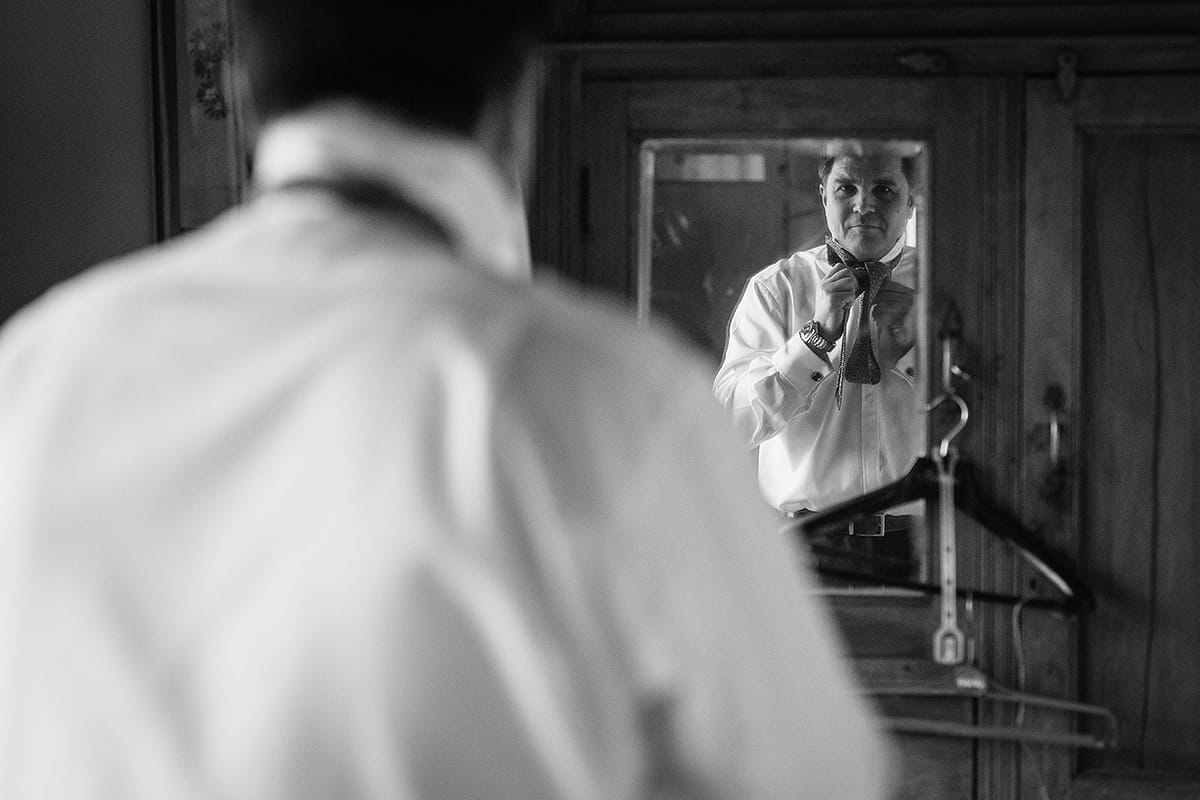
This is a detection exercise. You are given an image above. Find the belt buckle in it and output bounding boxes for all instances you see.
[849,512,887,537]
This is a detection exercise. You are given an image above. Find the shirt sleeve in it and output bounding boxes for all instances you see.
[713,274,834,447]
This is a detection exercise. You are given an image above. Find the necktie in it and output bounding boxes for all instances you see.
[825,237,900,407]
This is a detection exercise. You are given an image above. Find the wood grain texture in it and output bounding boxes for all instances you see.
[831,597,938,659]
[854,659,977,800]
[554,38,1200,82]
[1021,80,1085,799]
[1081,132,1200,773]
[1140,136,1200,772]
[1073,775,1200,799]
[624,78,935,133]
[1022,74,1200,798]
[583,6,1200,41]
[530,54,584,281]
[1081,132,1161,773]
[581,81,633,297]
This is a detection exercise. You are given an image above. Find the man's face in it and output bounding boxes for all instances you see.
[820,154,914,261]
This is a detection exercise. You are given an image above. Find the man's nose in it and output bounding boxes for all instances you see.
[853,192,875,215]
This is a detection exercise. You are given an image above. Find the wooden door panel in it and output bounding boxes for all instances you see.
[623,78,936,132]
[1024,76,1200,797]
[1081,131,1200,774]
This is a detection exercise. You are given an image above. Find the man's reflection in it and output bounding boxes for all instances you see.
[713,149,921,579]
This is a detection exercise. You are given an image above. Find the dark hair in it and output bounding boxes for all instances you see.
[818,154,919,193]
[235,1,549,133]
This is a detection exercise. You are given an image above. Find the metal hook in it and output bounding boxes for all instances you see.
[940,393,969,458]
[927,323,970,458]
[937,337,972,391]
[925,391,969,459]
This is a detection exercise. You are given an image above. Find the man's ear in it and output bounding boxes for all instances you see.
[818,183,827,206]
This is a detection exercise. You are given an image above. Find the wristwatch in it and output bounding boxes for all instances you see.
[800,319,836,353]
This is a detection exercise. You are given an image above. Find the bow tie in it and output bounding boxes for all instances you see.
[825,239,895,292]
[824,236,902,407]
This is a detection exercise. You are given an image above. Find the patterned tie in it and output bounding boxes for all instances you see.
[825,237,900,407]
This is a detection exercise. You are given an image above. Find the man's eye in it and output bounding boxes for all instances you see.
[875,186,896,197]
[835,185,856,196]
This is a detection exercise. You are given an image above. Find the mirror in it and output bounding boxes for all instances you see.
[637,137,930,589]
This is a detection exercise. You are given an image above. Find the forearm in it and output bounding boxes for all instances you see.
[715,334,833,447]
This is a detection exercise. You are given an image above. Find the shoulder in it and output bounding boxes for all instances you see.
[513,276,718,420]
[498,277,734,466]
[737,245,824,306]
[467,273,743,521]
[0,241,186,380]
[753,245,823,284]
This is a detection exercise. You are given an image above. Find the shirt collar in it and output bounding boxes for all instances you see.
[252,101,532,281]
[879,236,906,263]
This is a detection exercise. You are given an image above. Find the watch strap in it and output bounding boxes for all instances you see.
[800,319,835,353]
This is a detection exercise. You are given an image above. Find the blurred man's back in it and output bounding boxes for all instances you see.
[0,2,893,798]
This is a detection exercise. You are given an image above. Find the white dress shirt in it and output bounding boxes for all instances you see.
[714,241,921,512]
[0,103,892,800]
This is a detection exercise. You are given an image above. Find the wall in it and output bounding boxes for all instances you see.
[0,0,156,324]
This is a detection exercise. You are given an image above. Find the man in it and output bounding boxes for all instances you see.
[714,148,921,565]
[0,3,892,799]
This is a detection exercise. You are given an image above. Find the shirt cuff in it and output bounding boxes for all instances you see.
[771,331,833,389]
[891,352,918,387]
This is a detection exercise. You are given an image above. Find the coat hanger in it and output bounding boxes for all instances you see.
[794,457,1094,615]
[855,593,1117,751]
[793,331,1095,617]
[854,657,1118,750]
[798,320,1117,750]
[796,316,1113,753]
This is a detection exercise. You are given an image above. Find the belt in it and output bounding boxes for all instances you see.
[847,513,913,537]
[787,511,915,538]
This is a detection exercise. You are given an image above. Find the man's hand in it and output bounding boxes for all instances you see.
[870,280,916,371]
[813,264,862,341]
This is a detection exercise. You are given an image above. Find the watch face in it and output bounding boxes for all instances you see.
[801,320,817,336]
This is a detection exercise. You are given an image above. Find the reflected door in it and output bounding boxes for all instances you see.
[1022,76,1200,799]
[641,144,818,362]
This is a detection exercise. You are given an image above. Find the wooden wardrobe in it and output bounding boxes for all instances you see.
[529,2,1200,798]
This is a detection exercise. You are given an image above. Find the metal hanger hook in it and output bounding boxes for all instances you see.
[932,392,969,458]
